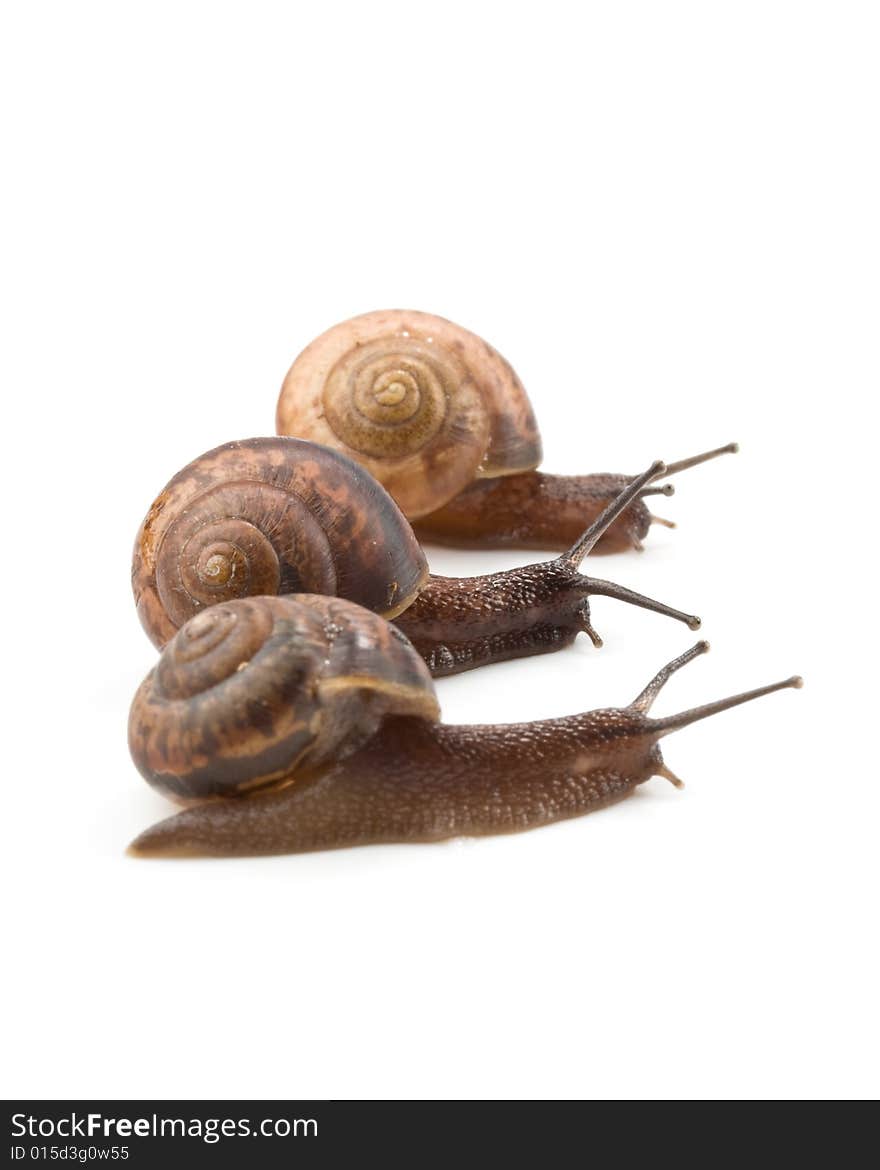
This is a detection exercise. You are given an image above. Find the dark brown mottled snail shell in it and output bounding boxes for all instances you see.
[128,594,439,803]
[132,436,428,649]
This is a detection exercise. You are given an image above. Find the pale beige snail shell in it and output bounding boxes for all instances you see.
[276,308,542,518]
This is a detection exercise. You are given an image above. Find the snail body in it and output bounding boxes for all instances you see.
[414,449,737,554]
[276,308,737,553]
[416,470,658,555]
[128,599,801,859]
[134,439,701,677]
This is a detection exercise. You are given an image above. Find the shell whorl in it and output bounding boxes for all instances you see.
[276,309,542,518]
[132,437,429,648]
[128,595,440,803]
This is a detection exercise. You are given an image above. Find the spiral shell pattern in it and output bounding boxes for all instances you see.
[132,437,429,648]
[276,309,542,518]
[128,595,440,802]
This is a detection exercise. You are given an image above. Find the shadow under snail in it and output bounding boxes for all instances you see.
[132,437,702,678]
[275,308,738,553]
[127,595,801,859]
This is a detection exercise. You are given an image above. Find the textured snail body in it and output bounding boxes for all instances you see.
[132,712,661,856]
[133,445,703,676]
[276,309,737,552]
[396,562,598,677]
[128,595,439,802]
[394,508,700,678]
[128,630,801,858]
[413,471,654,554]
[132,437,428,649]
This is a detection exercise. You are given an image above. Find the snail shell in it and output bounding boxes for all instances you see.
[276,309,542,518]
[132,437,428,648]
[128,594,440,803]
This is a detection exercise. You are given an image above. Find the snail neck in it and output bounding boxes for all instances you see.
[404,562,697,677]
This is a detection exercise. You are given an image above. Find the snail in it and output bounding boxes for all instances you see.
[127,595,802,858]
[275,308,738,553]
[132,437,702,678]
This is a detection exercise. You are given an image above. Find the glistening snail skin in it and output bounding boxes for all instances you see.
[276,308,737,552]
[414,443,740,554]
[132,438,701,678]
[127,597,801,859]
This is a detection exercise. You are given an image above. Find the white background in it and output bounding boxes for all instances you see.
[2,1,877,1100]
